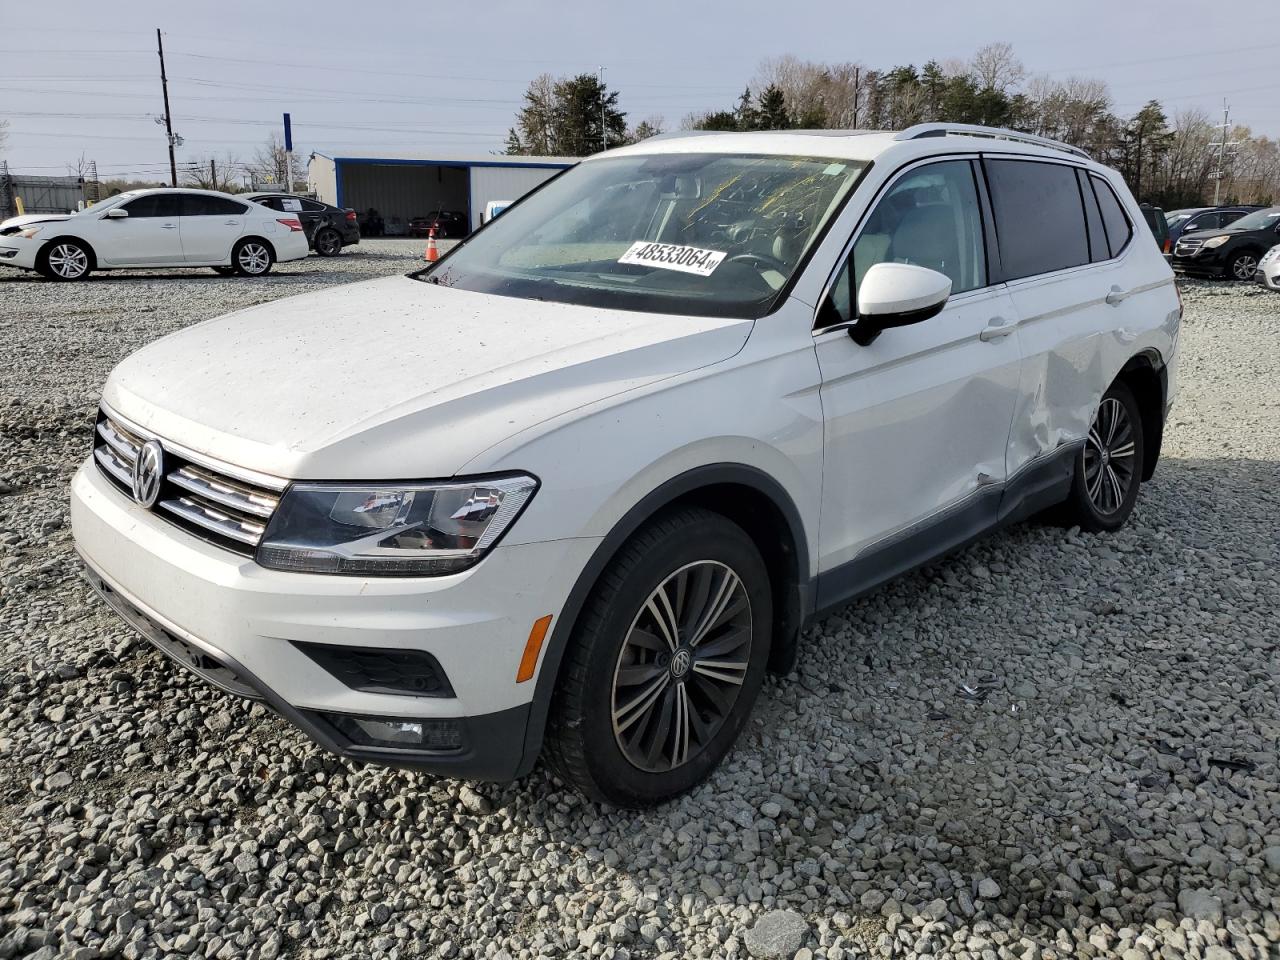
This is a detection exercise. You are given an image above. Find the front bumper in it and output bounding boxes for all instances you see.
[0,237,42,270]
[1171,252,1227,278]
[71,458,598,779]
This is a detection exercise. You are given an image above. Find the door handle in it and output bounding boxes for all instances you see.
[979,316,1017,341]
[1105,285,1130,305]
[161,223,177,229]
[224,219,240,225]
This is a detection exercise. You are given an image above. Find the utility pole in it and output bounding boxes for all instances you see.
[210,157,217,191]
[1209,100,1238,206]
[156,28,177,186]
[599,66,607,152]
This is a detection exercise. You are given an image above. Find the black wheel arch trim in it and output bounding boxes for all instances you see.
[39,235,97,271]
[515,462,812,778]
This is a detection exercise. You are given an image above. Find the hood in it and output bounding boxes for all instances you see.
[0,213,73,233]
[104,275,752,479]
[1182,222,1262,240]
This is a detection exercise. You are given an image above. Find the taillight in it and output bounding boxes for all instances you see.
[277,218,303,232]
[345,209,357,222]
[1163,237,1171,254]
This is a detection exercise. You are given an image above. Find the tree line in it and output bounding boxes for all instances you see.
[508,44,1278,209]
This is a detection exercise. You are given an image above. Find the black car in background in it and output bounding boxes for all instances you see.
[246,194,360,256]
[1172,206,1280,280]
[409,210,469,239]
[1166,205,1264,250]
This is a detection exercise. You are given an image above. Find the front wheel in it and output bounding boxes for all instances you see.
[39,240,92,281]
[1059,381,1145,532]
[545,507,772,807]
[1228,251,1259,281]
[313,228,342,256]
[232,238,274,277]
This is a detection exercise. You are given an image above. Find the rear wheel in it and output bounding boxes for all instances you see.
[39,240,92,281]
[1059,380,1145,532]
[232,238,273,276]
[1228,250,1259,281]
[545,507,772,806]
[313,227,342,256]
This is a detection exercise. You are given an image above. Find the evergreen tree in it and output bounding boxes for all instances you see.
[756,85,791,131]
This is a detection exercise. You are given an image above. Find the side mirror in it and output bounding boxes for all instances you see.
[104,208,128,219]
[847,262,952,346]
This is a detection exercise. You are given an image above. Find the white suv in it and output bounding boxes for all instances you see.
[71,124,1180,805]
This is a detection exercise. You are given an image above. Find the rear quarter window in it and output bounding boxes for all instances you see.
[1091,177,1133,258]
[985,159,1090,280]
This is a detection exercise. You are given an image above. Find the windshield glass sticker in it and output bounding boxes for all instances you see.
[618,241,727,277]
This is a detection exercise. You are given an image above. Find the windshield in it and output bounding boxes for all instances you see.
[1166,212,1193,226]
[1228,208,1280,231]
[83,191,141,214]
[415,153,868,318]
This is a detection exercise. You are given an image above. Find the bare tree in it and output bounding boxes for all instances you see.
[628,115,665,143]
[246,134,303,190]
[184,153,241,192]
[969,42,1025,94]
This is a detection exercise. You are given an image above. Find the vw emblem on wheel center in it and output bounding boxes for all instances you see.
[132,439,164,508]
[670,648,692,679]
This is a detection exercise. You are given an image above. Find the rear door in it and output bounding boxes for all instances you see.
[989,157,1142,483]
[98,193,183,265]
[813,157,1022,596]
[180,194,250,263]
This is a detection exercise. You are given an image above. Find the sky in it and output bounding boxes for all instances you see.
[3,0,1279,182]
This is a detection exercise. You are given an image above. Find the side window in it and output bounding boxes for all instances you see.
[851,160,987,295]
[1077,169,1108,263]
[182,195,247,216]
[985,159,1089,279]
[300,199,328,213]
[1219,210,1245,227]
[254,197,284,211]
[1090,176,1133,258]
[122,194,180,218]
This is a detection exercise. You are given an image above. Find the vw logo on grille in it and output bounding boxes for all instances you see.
[132,439,164,508]
[670,648,692,679]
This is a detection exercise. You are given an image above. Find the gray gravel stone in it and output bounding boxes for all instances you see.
[743,910,809,959]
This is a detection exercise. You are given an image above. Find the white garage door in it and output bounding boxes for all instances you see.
[468,166,567,230]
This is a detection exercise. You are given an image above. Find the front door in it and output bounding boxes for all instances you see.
[813,158,1022,607]
[97,193,184,265]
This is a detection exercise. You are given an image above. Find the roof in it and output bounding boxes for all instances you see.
[309,150,576,167]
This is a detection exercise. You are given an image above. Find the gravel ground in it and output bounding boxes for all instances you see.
[1,243,1277,960]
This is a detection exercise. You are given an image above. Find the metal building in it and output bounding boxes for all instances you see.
[0,169,87,219]
[307,152,575,235]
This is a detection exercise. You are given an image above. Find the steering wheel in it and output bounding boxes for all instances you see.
[725,251,789,273]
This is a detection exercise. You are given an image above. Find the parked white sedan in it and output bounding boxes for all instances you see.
[1258,244,1280,291]
[0,188,309,281]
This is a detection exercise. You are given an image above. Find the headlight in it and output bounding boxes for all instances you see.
[17,227,44,240]
[1201,235,1230,249]
[256,474,537,576]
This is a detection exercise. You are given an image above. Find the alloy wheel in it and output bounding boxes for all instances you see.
[610,560,752,773]
[1084,397,1137,515]
[1232,254,1258,280]
[238,242,270,274]
[48,244,88,279]
[315,230,341,255]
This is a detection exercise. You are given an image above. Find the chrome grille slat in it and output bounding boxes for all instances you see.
[158,496,266,545]
[169,466,279,519]
[93,445,134,489]
[92,409,280,556]
[97,420,140,463]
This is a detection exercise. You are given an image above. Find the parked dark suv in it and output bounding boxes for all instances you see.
[1166,205,1263,250]
[246,194,360,256]
[1172,206,1280,280]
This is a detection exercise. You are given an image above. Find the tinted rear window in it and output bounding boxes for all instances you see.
[986,159,1089,280]
[122,194,181,218]
[1091,177,1133,257]
[183,195,249,216]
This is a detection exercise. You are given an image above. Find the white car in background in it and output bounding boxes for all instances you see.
[1258,245,1280,291]
[0,188,309,281]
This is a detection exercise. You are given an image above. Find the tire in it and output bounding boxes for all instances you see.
[38,239,92,281]
[212,266,235,276]
[1059,380,1145,532]
[313,228,342,257]
[1228,250,1260,282]
[231,238,274,277]
[544,507,772,806]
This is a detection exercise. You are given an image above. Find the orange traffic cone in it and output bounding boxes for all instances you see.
[423,226,439,263]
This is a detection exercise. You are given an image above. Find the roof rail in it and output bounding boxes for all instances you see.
[894,123,1091,160]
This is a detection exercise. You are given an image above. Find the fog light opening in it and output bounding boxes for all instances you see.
[324,713,464,751]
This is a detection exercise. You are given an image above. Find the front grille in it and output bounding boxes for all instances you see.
[1175,238,1203,256]
[93,408,285,556]
[292,641,455,698]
